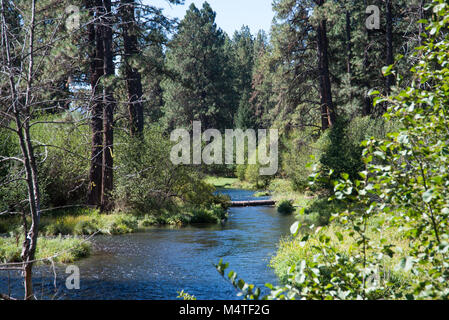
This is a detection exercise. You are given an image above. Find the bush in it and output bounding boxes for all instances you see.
[100,214,139,235]
[296,198,346,227]
[276,200,294,215]
[31,112,90,207]
[318,116,397,190]
[281,129,322,192]
[73,219,99,236]
[189,205,228,224]
[236,164,247,181]
[0,235,91,264]
[114,126,218,214]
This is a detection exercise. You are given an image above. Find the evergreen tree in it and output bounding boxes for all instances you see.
[161,2,235,131]
[230,26,257,129]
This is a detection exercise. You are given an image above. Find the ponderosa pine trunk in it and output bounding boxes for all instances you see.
[316,0,336,131]
[345,8,353,104]
[120,0,144,137]
[101,0,115,211]
[87,0,105,208]
[385,0,394,95]
[363,0,372,116]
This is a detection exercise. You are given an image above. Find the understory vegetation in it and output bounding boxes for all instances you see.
[217,0,449,300]
[0,236,91,264]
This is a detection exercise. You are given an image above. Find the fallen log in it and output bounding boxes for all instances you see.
[230,200,276,207]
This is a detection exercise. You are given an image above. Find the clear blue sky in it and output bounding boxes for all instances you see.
[146,0,274,36]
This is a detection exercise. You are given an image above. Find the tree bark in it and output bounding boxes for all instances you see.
[385,0,394,95]
[101,0,116,211]
[316,0,336,131]
[345,8,353,105]
[120,0,144,137]
[1,0,41,299]
[346,9,352,77]
[87,0,105,207]
[362,0,372,116]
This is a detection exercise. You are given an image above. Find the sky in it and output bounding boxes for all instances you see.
[146,0,275,36]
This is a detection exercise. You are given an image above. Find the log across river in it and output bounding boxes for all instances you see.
[230,200,276,207]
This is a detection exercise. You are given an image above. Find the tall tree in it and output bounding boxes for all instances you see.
[316,0,336,130]
[86,0,105,208]
[162,2,235,131]
[385,0,394,96]
[120,0,144,136]
[101,0,116,210]
[230,26,257,129]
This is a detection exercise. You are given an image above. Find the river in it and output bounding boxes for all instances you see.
[0,189,296,300]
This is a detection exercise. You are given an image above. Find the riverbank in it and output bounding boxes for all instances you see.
[0,236,91,264]
[0,189,297,300]
[0,200,229,264]
[263,180,418,297]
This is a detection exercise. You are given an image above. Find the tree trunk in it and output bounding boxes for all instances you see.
[345,8,353,104]
[363,0,372,116]
[120,0,144,137]
[1,0,41,299]
[385,0,394,95]
[346,10,352,76]
[418,0,425,47]
[101,0,115,211]
[87,0,105,207]
[316,0,335,131]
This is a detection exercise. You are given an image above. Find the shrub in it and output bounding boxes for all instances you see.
[101,214,139,235]
[73,219,99,236]
[0,236,91,264]
[281,129,322,192]
[189,205,227,224]
[31,112,90,207]
[296,198,346,227]
[114,126,218,214]
[236,164,247,181]
[276,200,294,215]
[318,116,397,191]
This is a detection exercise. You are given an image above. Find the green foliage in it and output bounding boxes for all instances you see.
[0,235,91,264]
[177,290,197,300]
[204,176,238,189]
[276,200,294,215]
[114,126,220,215]
[317,116,396,191]
[217,1,449,300]
[161,2,235,130]
[0,112,90,211]
[235,165,246,181]
[297,198,346,227]
[254,191,270,197]
[280,130,322,192]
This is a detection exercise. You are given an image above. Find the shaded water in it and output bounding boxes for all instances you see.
[0,189,296,300]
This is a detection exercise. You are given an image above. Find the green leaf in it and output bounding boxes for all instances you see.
[422,189,434,203]
[290,221,301,236]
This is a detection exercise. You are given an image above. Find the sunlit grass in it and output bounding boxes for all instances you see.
[0,236,91,264]
[270,218,416,290]
[204,176,239,188]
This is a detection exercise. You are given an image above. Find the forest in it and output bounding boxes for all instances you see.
[1,0,449,301]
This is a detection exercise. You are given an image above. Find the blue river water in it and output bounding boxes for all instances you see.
[0,189,296,300]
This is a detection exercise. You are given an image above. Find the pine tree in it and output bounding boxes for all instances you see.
[161,2,235,131]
